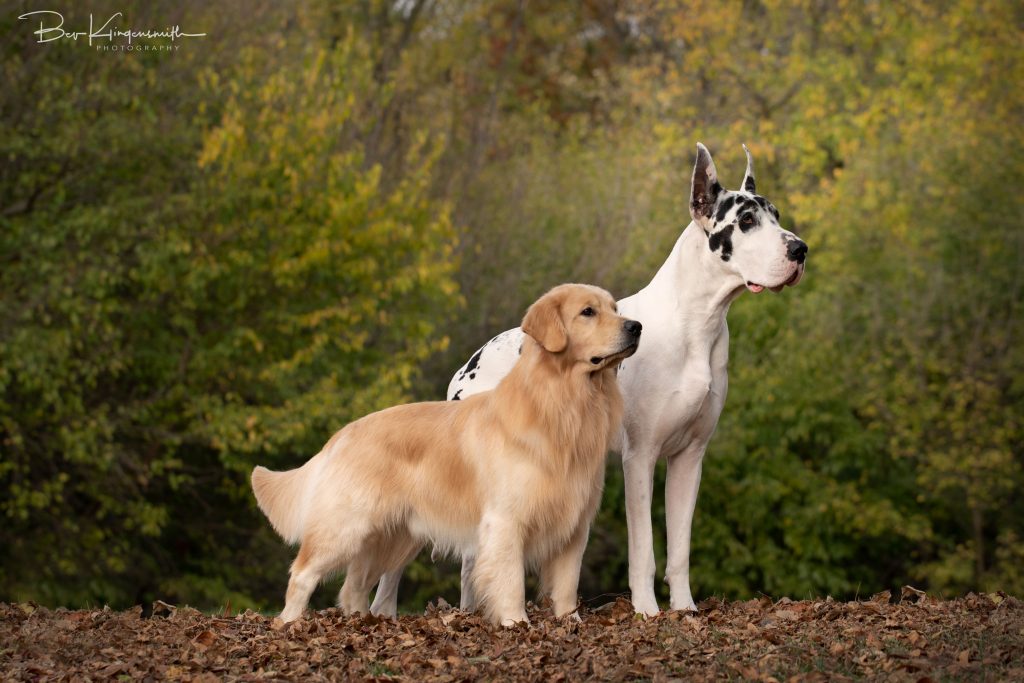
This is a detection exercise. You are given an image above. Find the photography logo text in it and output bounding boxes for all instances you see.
[18,10,207,52]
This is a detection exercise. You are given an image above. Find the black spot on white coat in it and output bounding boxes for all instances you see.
[715,196,736,223]
[708,224,735,261]
[457,348,483,381]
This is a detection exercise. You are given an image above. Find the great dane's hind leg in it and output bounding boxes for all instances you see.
[459,554,477,611]
[367,538,424,618]
[369,568,403,617]
[623,450,660,616]
[664,448,704,612]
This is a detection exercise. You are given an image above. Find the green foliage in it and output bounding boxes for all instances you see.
[1,0,1021,613]
[1,7,457,609]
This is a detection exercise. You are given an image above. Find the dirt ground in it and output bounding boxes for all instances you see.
[2,590,1022,681]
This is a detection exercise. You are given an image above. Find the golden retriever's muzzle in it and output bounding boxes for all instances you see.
[590,319,642,366]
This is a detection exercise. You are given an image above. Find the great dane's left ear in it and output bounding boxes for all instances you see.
[690,142,721,223]
[741,144,755,193]
[522,290,568,353]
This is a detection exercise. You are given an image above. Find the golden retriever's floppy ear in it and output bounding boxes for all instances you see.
[522,290,567,353]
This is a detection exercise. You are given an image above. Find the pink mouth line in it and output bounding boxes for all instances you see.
[747,263,804,294]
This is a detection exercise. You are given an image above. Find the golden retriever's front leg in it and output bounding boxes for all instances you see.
[472,514,528,626]
[539,522,589,619]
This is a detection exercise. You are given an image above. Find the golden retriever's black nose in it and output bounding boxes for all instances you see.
[624,320,642,338]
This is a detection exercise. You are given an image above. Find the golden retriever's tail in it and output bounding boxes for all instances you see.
[251,463,314,544]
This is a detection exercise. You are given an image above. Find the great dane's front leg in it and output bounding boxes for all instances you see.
[664,448,704,611]
[623,451,660,616]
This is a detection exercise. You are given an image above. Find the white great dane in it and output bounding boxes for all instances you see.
[368,143,807,616]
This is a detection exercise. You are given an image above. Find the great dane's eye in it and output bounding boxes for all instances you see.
[741,214,754,226]
[581,307,596,317]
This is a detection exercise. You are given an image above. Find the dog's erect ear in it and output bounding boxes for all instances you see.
[741,144,756,194]
[690,142,721,222]
[522,291,568,353]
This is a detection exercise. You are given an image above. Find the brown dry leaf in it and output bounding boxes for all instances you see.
[870,590,892,605]
[2,597,1022,681]
[192,630,217,650]
[96,662,125,676]
[683,614,703,631]
[901,585,927,603]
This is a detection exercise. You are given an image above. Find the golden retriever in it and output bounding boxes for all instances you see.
[251,283,641,625]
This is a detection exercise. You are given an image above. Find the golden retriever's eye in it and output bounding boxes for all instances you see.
[580,307,596,317]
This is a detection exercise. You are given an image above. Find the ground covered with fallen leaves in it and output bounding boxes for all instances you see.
[2,590,1022,681]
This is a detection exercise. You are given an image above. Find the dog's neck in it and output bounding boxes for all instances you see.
[507,340,620,405]
[642,221,746,341]
[498,340,623,467]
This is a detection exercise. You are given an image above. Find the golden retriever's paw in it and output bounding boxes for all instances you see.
[499,615,530,628]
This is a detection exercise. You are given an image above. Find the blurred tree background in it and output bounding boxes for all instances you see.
[1,0,1021,612]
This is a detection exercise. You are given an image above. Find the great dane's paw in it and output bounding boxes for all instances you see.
[670,601,698,613]
[670,594,698,612]
[631,598,661,617]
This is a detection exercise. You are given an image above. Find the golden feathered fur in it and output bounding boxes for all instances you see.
[252,283,640,625]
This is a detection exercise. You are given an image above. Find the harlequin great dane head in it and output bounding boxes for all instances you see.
[690,143,806,293]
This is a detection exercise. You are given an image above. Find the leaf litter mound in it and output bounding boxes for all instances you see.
[2,590,1022,681]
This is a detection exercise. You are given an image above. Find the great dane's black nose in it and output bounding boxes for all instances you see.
[624,320,642,337]
[787,239,808,264]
